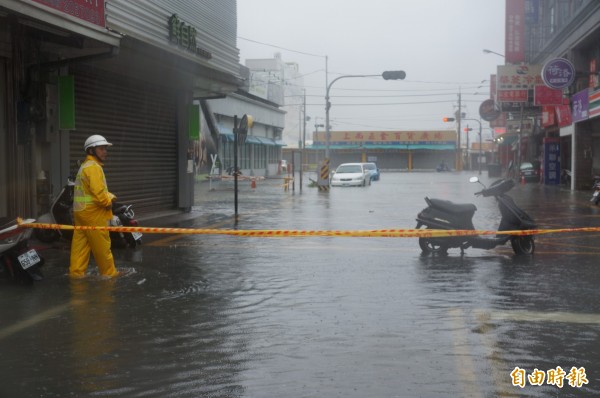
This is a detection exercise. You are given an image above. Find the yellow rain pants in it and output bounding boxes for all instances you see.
[69,155,118,278]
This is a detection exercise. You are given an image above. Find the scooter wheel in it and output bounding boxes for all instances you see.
[110,233,127,249]
[510,236,535,255]
[34,228,61,243]
[418,237,448,255]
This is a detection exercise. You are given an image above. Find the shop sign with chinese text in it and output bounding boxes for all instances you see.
[498,90,528,103]
[572,89,589,123]
[313,130,456,145]
[542,106,555,127]
[497,64,543,90]
[542,58,575,90]
[556,105,572,127]
[534,85,563,106]
[543,137,560,185]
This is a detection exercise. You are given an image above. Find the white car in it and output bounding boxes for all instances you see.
[331,163,371,187]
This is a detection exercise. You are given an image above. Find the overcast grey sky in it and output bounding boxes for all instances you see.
[237,0,506,138]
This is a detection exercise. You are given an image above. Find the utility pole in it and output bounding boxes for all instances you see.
[455,91,462,171]
[300,89,306,192]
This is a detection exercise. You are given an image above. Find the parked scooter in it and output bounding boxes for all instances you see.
[415,177,536,255]
[35,178,142,248]
[109,202,142,248]
[561,169,572,186]
[591,176,600,205]
[0,218,44,283]
[35,177,75,243]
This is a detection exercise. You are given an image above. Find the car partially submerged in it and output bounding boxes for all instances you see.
[362,162,380,181]
[331,163,370,187]
[520,161,540,183]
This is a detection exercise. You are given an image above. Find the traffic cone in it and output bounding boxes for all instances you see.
[521,175,525,185]
[251,178,256,190]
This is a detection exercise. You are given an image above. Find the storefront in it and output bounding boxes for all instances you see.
[310,130,456,170]
[0,0,241,218]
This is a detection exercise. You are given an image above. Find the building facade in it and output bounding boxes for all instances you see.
[245,53,304,149]
[499,0,600,189]
[206,66,286,178]
[0,0,241,219]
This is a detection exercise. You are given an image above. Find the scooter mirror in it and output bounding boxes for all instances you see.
[469,176,479,183]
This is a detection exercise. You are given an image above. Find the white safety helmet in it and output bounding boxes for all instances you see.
[84,135,112,151]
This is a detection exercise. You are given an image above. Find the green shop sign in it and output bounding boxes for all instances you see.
[168,14,212,59]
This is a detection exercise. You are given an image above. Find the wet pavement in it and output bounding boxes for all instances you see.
[2,171,600,397]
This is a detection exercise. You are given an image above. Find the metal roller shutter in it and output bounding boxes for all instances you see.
[69,67,178,215]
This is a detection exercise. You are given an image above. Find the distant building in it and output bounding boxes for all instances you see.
[309,130,457,170]
[245,53,305,148]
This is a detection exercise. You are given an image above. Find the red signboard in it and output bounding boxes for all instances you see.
[498,90,528,102]
[31,0,105,27]
[542,106,555,127]
[534,85,563,106]
[556,105,572,127]
[506,0,525,63]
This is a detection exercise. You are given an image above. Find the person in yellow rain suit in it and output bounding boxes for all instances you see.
[69,135,119,278]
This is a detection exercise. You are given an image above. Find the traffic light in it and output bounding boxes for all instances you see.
[464,127,473,132]
[382,70,406,80]
[443,117,455,122]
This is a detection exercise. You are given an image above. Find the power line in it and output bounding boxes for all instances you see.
[238,36,325,58]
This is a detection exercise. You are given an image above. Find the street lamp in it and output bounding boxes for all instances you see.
[483,49,505,58]
[325,70,406,159]
[463,118,483,175]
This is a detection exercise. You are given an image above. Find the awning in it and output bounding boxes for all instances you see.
[219,133,284,146]
[4,0,121,47]
[220,133,234,142]
[245,135,262,144]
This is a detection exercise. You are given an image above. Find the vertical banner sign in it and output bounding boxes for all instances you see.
[188,104,200,139]
[506,0,525,64]
[543,137,560,185]
[556,105,572,128]
[572,89,589,123]
[58,75,75,130]
[31,0,106,27]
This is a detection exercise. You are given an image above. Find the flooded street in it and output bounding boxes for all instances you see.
[2,172,600,397]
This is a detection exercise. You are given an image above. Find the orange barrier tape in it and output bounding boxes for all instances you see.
[16,218,600,238]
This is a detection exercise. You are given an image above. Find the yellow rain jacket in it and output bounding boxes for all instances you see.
[69,155,118,277]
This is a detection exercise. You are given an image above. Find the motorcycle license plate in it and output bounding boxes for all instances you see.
[17,249,42,270]
[132,232,143,241]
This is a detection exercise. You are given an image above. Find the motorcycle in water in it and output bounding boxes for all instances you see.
[591,176,600,206]
[109,202,143,248]
[415,177,536,255]
[35,178,142,248]
[0,218,44,283]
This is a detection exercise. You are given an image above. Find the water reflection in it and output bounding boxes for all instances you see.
[69,278,120,393]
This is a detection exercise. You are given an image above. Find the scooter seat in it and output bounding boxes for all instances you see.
[113,204,130,214]
[426,198,477,214]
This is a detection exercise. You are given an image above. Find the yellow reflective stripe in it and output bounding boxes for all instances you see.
[73,196,93,203]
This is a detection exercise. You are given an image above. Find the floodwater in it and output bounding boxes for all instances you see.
[1,171,600,397]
